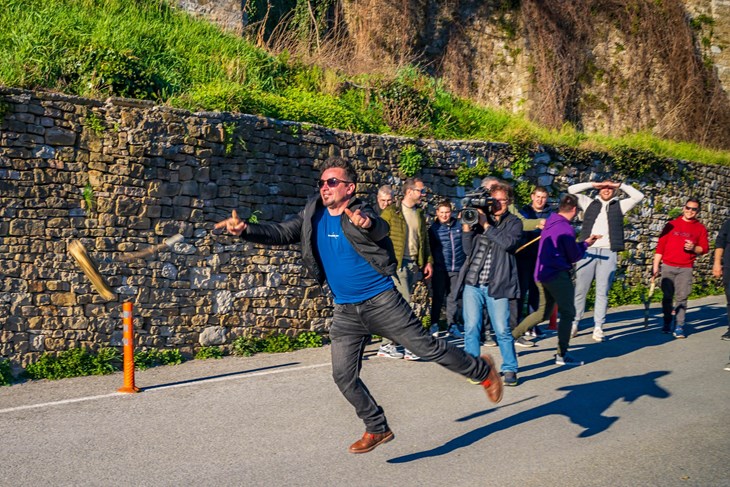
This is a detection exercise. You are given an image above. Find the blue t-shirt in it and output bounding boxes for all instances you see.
[313,207,393,304]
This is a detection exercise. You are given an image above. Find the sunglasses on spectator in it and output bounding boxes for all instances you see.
[684,206,699,212]
[318,178,353,188]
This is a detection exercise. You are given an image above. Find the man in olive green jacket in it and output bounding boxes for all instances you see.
[377,177,433,360]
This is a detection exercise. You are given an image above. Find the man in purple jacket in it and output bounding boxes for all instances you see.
[534,194,601,365]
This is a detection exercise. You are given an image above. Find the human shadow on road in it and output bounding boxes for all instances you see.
[517,304,724,383]
[387,371,670,464]
[142,362,301,390]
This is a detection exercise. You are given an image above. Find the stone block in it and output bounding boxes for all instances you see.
[45,127,77,146]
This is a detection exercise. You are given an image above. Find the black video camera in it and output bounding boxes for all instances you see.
[461,187,495,226]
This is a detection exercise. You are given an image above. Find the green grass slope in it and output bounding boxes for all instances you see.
[1,0,729,166]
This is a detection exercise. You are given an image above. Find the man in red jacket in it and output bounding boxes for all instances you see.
[652,197,709,338]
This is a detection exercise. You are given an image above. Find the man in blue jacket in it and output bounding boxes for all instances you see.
[216,157,502,454]
[428,198,466,337]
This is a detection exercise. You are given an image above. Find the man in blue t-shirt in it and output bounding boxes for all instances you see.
[216,157,502,454]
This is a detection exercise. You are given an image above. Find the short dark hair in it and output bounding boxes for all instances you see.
[320,157,357,184]
[436,198,452,210]
[559,194,579,212]
[532,186,549,195]
[403,177,423,193]
[685,197,701,210]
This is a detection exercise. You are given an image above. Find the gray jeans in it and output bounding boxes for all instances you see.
[573,248,617,330]
[330,288,491,433]
[660,264,694,327]
[393,259,420,302]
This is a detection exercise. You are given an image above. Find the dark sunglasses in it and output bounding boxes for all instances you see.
[684,206,699,212]
[317,178,353,188]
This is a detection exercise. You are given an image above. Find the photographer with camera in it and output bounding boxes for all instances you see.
[457,182,522,386]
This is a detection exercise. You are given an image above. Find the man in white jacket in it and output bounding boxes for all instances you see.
[568,180,644,341]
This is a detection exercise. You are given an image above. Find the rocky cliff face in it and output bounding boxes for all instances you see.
[338,0,730,149]
[177,0,730,149]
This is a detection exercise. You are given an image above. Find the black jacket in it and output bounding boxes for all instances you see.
[241,195,397,285]
[456,212,522,299]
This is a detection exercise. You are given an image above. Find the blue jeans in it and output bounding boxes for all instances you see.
[462,284,518,373]
[330,288,491,433]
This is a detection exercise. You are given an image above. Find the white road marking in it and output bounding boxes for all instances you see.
[0,362,330,414]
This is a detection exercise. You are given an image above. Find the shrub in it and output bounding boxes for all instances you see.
[262,333,296,353]
[232,335,266,357]
[195,346,224,360]
[25,347,121,380]
[0,359,13,386]
[232,331,323,357]
[398,144,426,177]
[134,348,184,370]
[293,331,323,349]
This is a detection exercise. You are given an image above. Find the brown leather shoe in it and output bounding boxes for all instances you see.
[480,354,503,404]
[348,430,394,454]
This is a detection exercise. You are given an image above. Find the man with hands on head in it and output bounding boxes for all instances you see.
[569,179,644,342]
[216,157,503,455]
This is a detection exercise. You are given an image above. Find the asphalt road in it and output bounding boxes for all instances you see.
[1,296,728,487]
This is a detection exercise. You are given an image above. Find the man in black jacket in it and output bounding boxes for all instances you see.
[216,157,502,454]
[457,182,522,386]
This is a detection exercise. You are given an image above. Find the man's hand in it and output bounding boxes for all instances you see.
[683,239,697,253]
[592,180,619,190]
[585,234,602,246]
[537,218,546,230]
[344,207,372,229]
[478,209,490,231]
[423,262,433,280]
[713,263,723,279]
[214,210,247,236]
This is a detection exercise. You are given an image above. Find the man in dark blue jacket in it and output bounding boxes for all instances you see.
[428,198,466,337]
[516,186,552,339]
[216,157,502,454]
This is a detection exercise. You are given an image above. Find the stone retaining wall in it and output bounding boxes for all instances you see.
[1,87,728,367]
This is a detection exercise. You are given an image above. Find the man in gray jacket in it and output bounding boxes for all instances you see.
[569,180,644,341]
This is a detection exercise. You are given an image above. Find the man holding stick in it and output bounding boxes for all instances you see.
[215,157,502,454]
[512,194,601,365]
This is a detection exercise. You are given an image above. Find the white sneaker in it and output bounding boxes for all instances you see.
[403,349,421,361]
[377,343,404,359]
[570,325,578,338]
[592,328,605,342]
[429,324,440,337]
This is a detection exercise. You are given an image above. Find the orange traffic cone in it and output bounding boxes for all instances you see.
[118,301,140,393]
